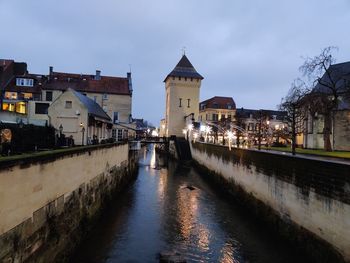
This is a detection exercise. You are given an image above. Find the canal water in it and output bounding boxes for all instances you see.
[70,145,309,263]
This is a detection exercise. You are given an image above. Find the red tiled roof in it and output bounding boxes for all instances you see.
[200,96,236,110]
[44,72,131,95]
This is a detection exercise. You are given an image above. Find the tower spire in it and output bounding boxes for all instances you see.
[181,46,186,56]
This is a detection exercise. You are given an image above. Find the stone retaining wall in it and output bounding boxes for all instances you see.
[0,143,137,262]
[191,142,350,263]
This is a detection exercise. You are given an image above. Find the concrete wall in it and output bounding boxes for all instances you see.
[0,143,136,262]
[191,142,350,262]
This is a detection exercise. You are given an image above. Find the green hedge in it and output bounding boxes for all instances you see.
[0,123,55,154]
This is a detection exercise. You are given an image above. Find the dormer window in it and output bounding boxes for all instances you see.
[227,104,232,109]
[16,78,34,87]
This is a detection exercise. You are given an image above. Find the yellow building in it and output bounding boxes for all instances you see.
[198,96,236,123]
[163,55,203,137]
[48,88,112,145]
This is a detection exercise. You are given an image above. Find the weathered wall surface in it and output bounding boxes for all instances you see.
[0,143,136,262]
[191,142,350,262]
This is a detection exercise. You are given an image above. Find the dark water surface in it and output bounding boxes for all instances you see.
[70,145,309,263]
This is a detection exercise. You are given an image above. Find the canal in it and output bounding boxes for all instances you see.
[70,145,310,263]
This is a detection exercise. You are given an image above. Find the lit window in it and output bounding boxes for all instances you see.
[2,103,15,112]
[4,92,17,100]
[23,93,33,100]
[179,98,182,107]
[102,94,108,100]
[15,102,26,114]
[187,99,190,108]
[65,101,72,108]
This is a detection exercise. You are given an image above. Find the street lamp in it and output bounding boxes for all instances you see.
[80,123,85,146]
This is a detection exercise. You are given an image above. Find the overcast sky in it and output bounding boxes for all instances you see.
[1,0,349,125]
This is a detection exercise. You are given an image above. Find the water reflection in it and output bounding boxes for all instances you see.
[71,144,310,263]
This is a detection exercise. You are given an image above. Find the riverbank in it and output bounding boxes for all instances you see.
[0,142,138,263]
[191,142,349,263]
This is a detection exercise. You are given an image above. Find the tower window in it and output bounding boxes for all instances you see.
[178,77,181,80]
[179,98,182,107]
[187,99,190,108]
[185,77,187,81]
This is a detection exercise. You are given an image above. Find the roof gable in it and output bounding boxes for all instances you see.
[70,89,111,121]
[164,55,203,82]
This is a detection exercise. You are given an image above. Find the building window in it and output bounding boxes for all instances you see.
[248,123,254,131]
[16,78,34,87]
[190,78,193,81]
[112,129,117,139]
[227,104,232,109]
[46,91,53,101]
[213,103,219,109]
[23,93,33,100]
[113,112,119,123]
[94,96,97,102]
[65,101,72,109]
[4,92,17,100]
[212,114,218,121]
[117,129,123,141]
[2,103,15,112]
[227,115,231,121]
[185,77,187,81]
[103,105,107,112]
[187,99,190,108]
[14,102,26,114]
[172,76,175,80]
[206,114,209,121]
[255,123,260,131]
[178,77,181,80]
[179,98,182,107]
[102,93,108,100]
[35,103,49,114]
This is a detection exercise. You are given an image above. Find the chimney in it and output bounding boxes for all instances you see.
[49,66,53,76]
[95,70,101,80]
[127,72,133,94]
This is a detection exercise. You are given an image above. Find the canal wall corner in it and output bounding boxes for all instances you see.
[191,142,349,263]
[0,143,138,263]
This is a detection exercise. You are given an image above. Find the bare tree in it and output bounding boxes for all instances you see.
[279,79,309,155]
[299,46,346,151]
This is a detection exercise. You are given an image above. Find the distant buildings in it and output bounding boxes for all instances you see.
[0,59,134,143]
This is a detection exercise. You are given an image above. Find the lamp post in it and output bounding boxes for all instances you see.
[80,123,85,146]
[18,119,24,154]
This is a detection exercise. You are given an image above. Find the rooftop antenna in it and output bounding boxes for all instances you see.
[129,64,132,73]
[181,46,186,56]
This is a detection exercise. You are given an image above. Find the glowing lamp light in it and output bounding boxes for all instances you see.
[182,129,187,135]
[187,124,193,131]
[227,131,234,139]
[200,125,206,132]
[205,126,211,133]
[151,130,158,137]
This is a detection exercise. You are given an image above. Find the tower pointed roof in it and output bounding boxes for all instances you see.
[164,55,204,82]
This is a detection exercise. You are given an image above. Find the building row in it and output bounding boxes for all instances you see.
[0,59,135,145]
[160,55,350,150]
